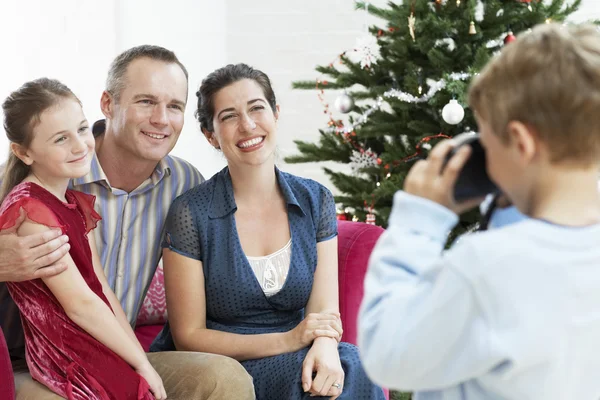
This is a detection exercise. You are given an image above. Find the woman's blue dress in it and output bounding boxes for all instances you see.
[151,167,385,400]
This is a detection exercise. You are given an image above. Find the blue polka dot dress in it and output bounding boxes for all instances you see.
[151,167,385,400]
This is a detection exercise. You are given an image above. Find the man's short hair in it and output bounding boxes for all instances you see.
[106,45,188,102]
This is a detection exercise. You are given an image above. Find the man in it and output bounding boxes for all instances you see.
[0,45,255,399]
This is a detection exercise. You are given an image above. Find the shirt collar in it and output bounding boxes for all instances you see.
[208,167,306,219]
[71,153,172,189]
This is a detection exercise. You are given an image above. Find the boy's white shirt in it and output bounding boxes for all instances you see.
[359,190,600,400]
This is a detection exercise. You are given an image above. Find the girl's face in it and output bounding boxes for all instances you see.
[17,98,95,181]
[206,79,279,168]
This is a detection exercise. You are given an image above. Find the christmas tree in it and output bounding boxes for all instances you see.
[287,0,581,238]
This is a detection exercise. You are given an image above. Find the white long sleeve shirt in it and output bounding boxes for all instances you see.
[358,191,600,400]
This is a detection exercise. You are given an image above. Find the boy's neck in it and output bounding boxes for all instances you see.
[524,167,600,226]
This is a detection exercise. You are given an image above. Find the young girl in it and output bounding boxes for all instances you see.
[0,78,166,400]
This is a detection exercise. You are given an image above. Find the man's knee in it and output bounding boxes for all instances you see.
[204,355,254,398]
[148,351,255,399]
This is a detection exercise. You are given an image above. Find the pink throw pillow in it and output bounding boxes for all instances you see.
[136,261,167,326]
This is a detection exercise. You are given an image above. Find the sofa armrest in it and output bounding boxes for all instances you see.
[336,221,384,346]
[0,329,15,399]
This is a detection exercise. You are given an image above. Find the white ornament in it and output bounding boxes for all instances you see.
[334,92,354,114]
[442,99,465,125]
[349,148,378,172]
[351,35,381,69]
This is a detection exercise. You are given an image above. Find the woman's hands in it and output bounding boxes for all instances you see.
[136,361,167,400]
[302,337,344,399]
[285,312,343,352]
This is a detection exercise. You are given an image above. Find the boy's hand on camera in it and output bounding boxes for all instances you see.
[404,140,484,214]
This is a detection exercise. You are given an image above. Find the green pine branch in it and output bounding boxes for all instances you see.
[287,0,582,236]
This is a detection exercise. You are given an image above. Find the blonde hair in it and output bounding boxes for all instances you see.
[469,23,600,166]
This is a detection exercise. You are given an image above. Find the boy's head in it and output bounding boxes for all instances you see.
[468,23,600,204]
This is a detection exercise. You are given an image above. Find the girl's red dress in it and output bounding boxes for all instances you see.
[0,182,152,400]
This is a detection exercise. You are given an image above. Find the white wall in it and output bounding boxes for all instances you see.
[569,1,600,22]
[0,0,229,179]
[1,0,599,184]
[0,0,115,144]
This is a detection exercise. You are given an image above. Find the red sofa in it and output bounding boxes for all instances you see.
[0,329,15,400]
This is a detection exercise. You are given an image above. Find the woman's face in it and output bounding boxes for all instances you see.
[207,79,279,168]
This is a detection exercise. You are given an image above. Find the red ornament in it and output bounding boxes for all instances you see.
[504,31,516,44]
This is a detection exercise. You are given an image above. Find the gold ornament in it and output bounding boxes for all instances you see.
[408,12,416,42]
[469,21,476,35]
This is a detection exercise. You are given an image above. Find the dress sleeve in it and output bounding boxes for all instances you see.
[162,196,202,260]
[68,190,102,234]
[316,185,338,242]
[0,197,63,232]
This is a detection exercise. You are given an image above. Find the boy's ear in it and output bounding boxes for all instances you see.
[507,121,537,165]
[202,128,220,150]
[11,143,32,166]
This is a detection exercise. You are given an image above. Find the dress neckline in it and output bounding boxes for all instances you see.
[17,181,78,210]
[246,238,292,261]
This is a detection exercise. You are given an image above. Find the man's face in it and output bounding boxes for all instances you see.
[105,57,187,163]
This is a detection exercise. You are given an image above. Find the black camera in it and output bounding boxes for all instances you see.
[443,132,499,202]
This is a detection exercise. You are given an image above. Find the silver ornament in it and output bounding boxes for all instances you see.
[334,92,354,114]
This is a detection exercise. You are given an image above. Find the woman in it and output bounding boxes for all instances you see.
[150,64,385,400]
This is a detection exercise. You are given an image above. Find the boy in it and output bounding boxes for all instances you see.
[358,23,600,400]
